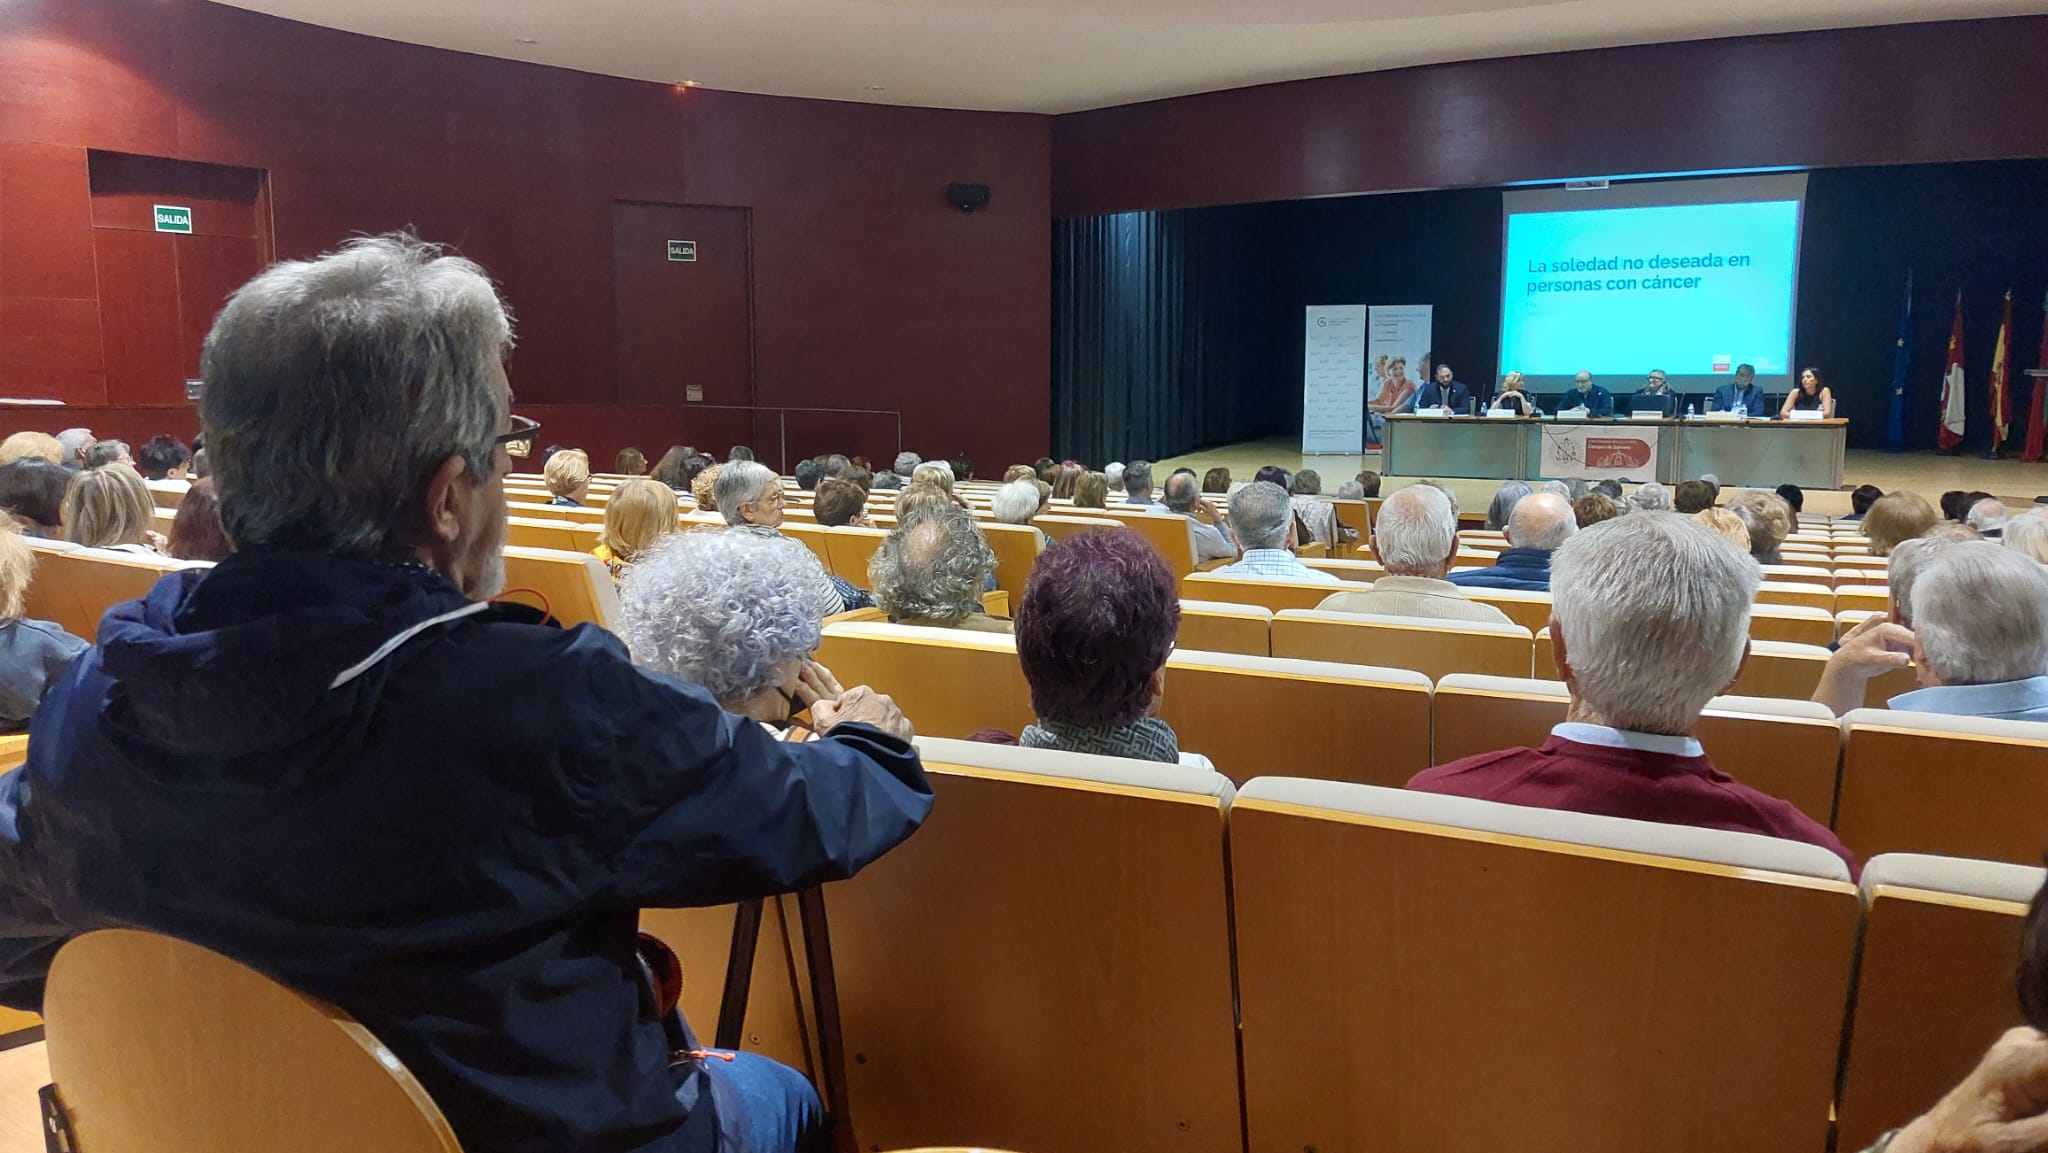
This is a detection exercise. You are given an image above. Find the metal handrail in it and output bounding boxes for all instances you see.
[676,404,903,473]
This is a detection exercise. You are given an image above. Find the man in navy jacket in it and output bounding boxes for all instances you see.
[1417,363,1474,413]
[0,235,931,1153]
[1449,492,1579,592]
[1553,371,1614,418]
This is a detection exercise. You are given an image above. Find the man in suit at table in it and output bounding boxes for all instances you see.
[1554,371,1614,417]
[1713,363,1767,417]
[1418,363,1474,413]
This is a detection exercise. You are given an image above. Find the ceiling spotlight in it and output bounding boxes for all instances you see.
[513,36,538,44]
[675,80,702,89]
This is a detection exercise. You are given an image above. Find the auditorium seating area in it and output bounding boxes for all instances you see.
[4,455,2045,1153]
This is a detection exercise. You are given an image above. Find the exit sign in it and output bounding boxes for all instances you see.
[153,205,193,234]
[667,239,697,262]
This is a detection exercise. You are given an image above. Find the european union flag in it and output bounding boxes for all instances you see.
[1885,271,1912,453]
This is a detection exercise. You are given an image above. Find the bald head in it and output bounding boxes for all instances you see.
[1508,492,1578,552]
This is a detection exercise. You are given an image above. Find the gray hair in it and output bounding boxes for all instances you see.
[82,440,130,470]
[713,460,778,524]
[1105,462,1125,490]
[870,503,997,624]
[199,233,512,558]
[1336,480,1366,500]
[1553,514,1761,734]
[1124,460,1153,494]
[1160,471,1199,515]
[1542,480,1573,500]
[1629,481,1671,512]
[992,478,1041,523]
[1967,498,2010,534]
[893,451,922,476]
[56,429,93,468]
[617,529,824,707]
[1229,481,1293,551]
[1374,484,1457,577]
[1507,492,1577,551]
[1485,482,1531,532]
[1887,525,1979,629]
[2004,510,2048,565]
[1911,542,2048,685]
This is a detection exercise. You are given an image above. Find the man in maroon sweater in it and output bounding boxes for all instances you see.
[1409,513,1857,876]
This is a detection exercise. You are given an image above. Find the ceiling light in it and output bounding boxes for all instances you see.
[864,85,887,91]
[513,36,538,44]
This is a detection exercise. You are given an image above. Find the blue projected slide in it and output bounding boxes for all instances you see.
[1499,188,1803,393]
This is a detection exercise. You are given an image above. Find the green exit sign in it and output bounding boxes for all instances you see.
[667,239,697,262]
[153,205,193,234]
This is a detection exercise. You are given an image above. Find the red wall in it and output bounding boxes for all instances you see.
[0,0,1051,470]
[1053,16,2048,217]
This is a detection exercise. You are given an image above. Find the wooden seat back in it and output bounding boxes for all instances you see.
[24,543,188,642]
[979,522,1044,607]
[1176,600,1272,656]
[1181,572,1344,613]
[504,516,583,552]
[1837,710,2048,864]
[1430,676,1843,825]
[44,929,462,1153]
[1747,604,1837,646]
[1755,581,1835,611]
[1272,610,1534,680]
[778,522,838,574]
[1836,585,1889,614]
[1836,853,2046,1152]
[1462,587,1551,634]
[1228,778,1858,1153]
[824,526,891,588]
[500,546,621,629]
[827,740,1242,1153]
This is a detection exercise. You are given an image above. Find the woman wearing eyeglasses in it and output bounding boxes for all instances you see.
[616,528,871,736]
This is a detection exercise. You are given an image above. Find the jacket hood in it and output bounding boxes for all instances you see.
[92,549,490,779]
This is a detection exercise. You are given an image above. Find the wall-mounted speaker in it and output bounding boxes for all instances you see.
[947,182,990,213]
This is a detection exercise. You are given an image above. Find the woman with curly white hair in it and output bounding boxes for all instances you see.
[618,528,878,729]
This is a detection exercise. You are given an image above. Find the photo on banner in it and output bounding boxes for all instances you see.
[1301,305,1368,454]
[1367,305,1435,412]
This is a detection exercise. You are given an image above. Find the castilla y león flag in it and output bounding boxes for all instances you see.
[1938,291,1966,452]
[2026,290,2048,464]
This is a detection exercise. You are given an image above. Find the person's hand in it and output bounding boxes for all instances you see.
[145,530,170,552]
[796,660,844,705]
[810,685,913,742]
[1831,614,1916,681]
[1888,1028,2048,1153]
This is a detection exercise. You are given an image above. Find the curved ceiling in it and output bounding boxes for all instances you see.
[212,0,2048,113]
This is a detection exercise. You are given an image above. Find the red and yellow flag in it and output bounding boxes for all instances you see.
[1990,290,2013,449]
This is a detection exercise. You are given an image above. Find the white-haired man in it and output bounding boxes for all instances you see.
[1161,471,1236,562]
[1319,485,1510,624]
[1448,491,1576,591]
[1410,515,1854,874]
[54,428,93,470]
[1212,481,1339,584]
[1968,497,2010,538]
[1814,541,2048,720]
[1105,461,1126,497]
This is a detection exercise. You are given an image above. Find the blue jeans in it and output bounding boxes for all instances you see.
[686,1050,825,1153]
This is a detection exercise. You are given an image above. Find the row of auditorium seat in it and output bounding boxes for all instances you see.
[647,735,2042,1153]
[813,618,2048,866]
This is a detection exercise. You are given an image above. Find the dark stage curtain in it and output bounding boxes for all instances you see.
[1052,208,1290,466]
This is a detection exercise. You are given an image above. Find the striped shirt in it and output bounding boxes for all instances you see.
[1213,549,1341,583]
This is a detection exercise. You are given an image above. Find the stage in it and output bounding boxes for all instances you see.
[1156,438,2048,519]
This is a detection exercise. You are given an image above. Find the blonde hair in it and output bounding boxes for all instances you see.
[0,432,63,466]
[1502,371,1524,390]
[1693,508,1750,552]
[62,465,156,549]
[894,483,951,520]
[601,478,678,563]
[544,448,590,498]
[690,462,722,509]
[1863,491,1940,558]
[910,462,955,495]
[0,523,31,619]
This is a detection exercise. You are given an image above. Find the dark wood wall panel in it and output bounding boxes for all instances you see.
[1052,17,2048,217]
[0,0,1051,468]
[90,228,181,405]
